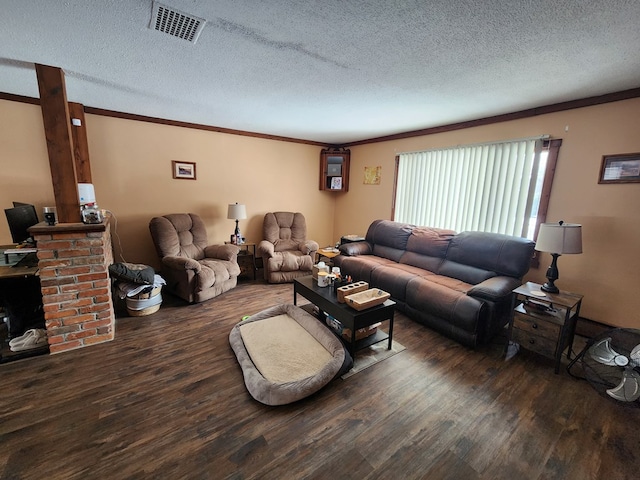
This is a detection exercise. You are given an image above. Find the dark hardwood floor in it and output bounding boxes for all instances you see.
[1,278,638,479]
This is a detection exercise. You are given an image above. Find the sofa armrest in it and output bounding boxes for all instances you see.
[257,240,275,258]
[467,276,522,302]
[162,256,202,273]
[204,244,239,261]
[299,240,319,255]
[339,241,372,256]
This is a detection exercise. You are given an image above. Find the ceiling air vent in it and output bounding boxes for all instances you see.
[150,1,206,43]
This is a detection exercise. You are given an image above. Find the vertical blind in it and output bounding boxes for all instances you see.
[395,138,544,237]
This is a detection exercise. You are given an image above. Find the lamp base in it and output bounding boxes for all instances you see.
[230,220,243,245]
[541,253,560,294]
[541,281,559,294]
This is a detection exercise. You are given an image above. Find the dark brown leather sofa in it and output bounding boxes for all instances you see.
[334,220,535,347]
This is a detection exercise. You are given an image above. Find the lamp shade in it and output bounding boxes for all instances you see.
[535,222,582,254]
[227,203,247,220]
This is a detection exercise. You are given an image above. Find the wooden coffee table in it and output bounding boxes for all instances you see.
[293,275,395,359]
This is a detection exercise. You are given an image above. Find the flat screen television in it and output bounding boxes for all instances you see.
[4,203,39,244]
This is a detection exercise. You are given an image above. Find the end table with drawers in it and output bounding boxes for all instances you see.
[507,281,583,374]
[225,242,257,280]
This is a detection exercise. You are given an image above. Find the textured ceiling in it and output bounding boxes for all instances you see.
[1,0,640,144]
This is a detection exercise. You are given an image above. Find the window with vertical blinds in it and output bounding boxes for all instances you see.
[394,137,547,238]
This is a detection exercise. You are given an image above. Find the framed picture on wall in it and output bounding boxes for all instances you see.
[172,161,197,180]
[598,153,640,184]
[364,166,382,185]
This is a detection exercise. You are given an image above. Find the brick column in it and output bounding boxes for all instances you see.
[30,217,115,354]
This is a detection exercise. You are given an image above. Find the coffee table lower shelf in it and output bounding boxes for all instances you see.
[299,303,390,353]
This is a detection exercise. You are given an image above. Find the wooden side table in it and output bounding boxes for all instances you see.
[226,242,257,280]
[507,281,583,374]
[316,248,340,265]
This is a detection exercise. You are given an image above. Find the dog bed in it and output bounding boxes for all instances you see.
[229,304,353,405]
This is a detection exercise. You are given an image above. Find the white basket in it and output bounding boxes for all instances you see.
[126,288,162,316]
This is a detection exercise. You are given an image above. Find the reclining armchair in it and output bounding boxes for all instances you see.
[258,212,319,283]
[149,213,240,303]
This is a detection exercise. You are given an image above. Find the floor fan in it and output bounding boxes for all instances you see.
[569,328,640,405]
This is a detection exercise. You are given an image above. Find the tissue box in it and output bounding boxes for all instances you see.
[312,263,330,279]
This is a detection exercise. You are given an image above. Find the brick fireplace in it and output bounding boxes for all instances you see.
[30,217,115,354]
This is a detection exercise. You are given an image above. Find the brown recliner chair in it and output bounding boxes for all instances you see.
[149,213,240,303]
[258,212,319,283]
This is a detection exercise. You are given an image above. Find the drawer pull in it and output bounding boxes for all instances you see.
[529,339,535,344]
[532,323,538,329]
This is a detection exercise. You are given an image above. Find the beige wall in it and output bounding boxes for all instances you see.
[0,99,336,272]
[2,97,639,329]
[0,100,54,223]
[335,98,640,329]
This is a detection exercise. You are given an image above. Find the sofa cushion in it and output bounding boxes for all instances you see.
[405,276,484,334]
[405,226,455,257]
[446,231,535,279]
[339,241,371,256]
[423,273,473,293]
[380,262,435,278]
[365,220,413,252]
[438,259,496,285]
[372,244,407,263]
[399,251,444,274]
[335,255,396,284]
[370,264,433,302]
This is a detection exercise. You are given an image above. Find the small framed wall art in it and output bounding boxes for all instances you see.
[364,166,382,185]
[171,160,196,180]
[172,161,197,180]
[598,153,640,184]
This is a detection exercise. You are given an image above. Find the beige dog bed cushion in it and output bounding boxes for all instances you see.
[229,304,353,405]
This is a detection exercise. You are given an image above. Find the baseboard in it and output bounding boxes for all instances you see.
[575,316,613,339]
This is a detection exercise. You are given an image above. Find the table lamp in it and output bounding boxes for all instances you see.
[535,220,582,293]
[227,203,247,244]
